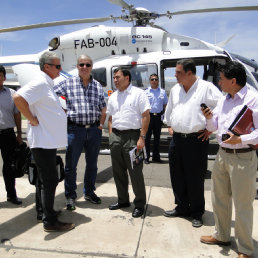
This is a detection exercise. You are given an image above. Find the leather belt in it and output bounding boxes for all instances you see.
[0,128,13,134]
[174,132,200,138]
[150,112,162,116]
[68,119,100,128]
[221,147,253,154]
[112,128,140,134]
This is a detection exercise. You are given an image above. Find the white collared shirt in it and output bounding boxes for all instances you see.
[164,78,222,133]
[106,84,151,130]
[17,71,67,149]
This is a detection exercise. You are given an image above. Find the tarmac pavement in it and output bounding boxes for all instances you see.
[0,123,257,257]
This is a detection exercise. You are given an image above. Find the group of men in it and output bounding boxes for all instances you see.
[0,52,257,257]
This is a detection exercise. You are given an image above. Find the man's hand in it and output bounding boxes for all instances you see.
[16,133,23,144]
[29,116,39,126]
[201,106,213,119]
[223,132,242,145]
[137,137,145,150]
[198,129,212,141]
[168,127,174,136]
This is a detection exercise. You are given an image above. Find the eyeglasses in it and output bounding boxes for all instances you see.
[46,64,61,69]
[150,78,158,81]
[79,63,92,68]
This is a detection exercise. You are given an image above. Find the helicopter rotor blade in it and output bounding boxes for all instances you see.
[108,0,133,11]
[162,6,258,18]
[0,17,117,33]
[1,5,257,33]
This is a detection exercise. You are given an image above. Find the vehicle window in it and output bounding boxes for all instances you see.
[92,67,107,87]
[163,65,217,95]
[111,64,157,90]
[161,57,227,95]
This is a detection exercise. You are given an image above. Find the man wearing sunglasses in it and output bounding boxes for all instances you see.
[13,51,75,232]
[54,55,106,211]
[144,74,168,164]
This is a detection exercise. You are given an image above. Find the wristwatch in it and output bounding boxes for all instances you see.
[140,135,146,139]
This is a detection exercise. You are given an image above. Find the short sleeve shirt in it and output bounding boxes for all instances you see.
[106,84,151,130]
[0,87,19,129]
[17,71,67,149]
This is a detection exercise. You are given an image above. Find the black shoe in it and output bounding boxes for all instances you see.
[192,217,203,228]
[37,210,62,223]
[44,220,75,232]
[84,192,101,204]
[144,159,150,164]
[163,209,189,217]
[132,207,144,218]
[7,197,22,205]
[152,158,163,163]
[109,202,130,210]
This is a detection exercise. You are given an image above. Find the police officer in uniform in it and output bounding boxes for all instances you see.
[144,74,168,164]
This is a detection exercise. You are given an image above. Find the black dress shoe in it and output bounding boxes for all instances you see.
[192,218,203,228]
[44,220,75,232]
[109,202,130,210]
[163,209,188,217]
[7,197,22,205]
[132,207,144,218]
[152,159,163,163]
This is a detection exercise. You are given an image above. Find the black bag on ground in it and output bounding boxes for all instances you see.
[28,155,64,185]
[10,142,31,178]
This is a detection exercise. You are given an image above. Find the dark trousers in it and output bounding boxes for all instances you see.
[31,148,58,226]
[168,134,208,218]
[145,114,162,160]
[0,128,17,198]
[35,177,43,217]
[109,130,146,209]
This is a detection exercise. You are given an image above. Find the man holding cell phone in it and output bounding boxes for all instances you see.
[163,59,222,228]
[200,61,258,258]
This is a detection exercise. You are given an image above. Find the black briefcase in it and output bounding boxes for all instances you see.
[10,142,31,178]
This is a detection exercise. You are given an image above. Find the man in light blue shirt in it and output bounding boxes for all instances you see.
[144,74,168,163]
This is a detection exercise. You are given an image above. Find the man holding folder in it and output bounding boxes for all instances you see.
[200,61,258,258]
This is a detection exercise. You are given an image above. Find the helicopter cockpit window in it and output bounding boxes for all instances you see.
[162,57,228,95]
[111,64,157,90]
[92,67,107,87]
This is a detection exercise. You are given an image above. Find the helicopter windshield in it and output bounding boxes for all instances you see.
[111,64,157,90]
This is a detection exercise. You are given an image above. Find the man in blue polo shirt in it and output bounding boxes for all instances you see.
[144,74,168,164]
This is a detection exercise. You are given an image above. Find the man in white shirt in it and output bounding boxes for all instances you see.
[107,67,150,218]
[200,62,258,258]
[13,51,75,232]
[163,59,222,227]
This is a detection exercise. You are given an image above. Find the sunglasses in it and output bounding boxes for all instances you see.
[79,63,92,68]
[46,63,61,69]
[150,78,158,81]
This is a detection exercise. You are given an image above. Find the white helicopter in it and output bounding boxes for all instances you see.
[0,0,258,105]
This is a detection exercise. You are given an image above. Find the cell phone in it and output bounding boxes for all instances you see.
[200,103,208,109]
[222,133,230,141]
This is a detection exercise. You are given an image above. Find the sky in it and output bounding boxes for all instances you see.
[0,0,258,61]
